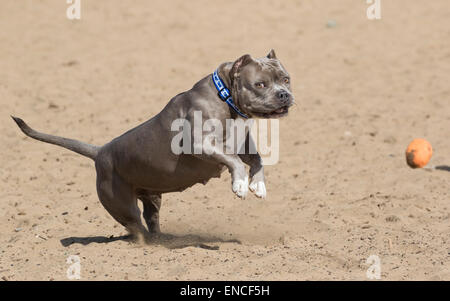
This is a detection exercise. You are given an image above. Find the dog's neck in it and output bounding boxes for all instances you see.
[215,62,247,118]
[216,62,233,88]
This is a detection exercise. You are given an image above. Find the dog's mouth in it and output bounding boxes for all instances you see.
[252,106,290,118]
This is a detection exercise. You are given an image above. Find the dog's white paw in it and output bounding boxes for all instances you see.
[232,176,249,199]
[249,181,266,199]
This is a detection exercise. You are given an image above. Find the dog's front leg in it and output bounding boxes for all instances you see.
[195,150,248,198]
[191,136,248,198]
[238,133,266,198]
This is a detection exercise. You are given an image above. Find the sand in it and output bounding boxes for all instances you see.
[0,0,449,280]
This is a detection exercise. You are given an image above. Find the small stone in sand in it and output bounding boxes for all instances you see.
[386,215,400,222]
[326,20,337,28]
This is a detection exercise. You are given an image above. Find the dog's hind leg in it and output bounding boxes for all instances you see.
[95,161,149,242]
[137,191,162,234]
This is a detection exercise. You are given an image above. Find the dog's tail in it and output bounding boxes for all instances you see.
[11,116,99,160]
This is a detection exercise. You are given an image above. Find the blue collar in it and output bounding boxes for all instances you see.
[212,69,249,119]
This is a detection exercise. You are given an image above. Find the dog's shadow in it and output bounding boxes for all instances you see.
[435,165,450,172]
[60,235,131,247]
[60,233,241,250]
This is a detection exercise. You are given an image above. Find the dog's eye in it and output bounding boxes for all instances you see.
[284,78,290,84]
[255,82,266,88]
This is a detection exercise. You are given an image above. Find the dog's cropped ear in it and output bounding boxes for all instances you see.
[230,54,254,80]
[267,49,277,59]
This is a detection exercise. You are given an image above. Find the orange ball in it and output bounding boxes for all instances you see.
[405,138,433,168]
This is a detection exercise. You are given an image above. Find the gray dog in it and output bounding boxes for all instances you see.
[12,50,294,241]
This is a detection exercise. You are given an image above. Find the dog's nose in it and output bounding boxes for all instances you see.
[277,90,290,102]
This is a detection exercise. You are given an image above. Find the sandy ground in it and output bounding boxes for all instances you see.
[1,0,449,281]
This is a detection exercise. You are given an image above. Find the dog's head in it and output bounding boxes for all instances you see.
[230,50,294,118]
